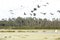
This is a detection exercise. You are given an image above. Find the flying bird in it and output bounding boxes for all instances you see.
[11,13,14,14]
[50,13,54,15]
[40,12,46,15]
[43,5,47,6]
[43,13,46,15]
[34,8,37,11]
[43,2,49,7]
[9,10,13,11]
[57,10,60,13]
[9,10,14,14]
[33,13,36,16]
[31,10,34,13]
[37,5,40,8]
[46,2,49,4]
[24,12,26,15]
[30,13,32,16]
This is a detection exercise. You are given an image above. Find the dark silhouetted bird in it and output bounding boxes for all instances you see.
[43,5,47,6]
[30,13,32,16]
[37,5,40,8]
[33,13,36,16]
[43,2,49,7]
[46,2,49,4]
[40,12,46,15]
[34,8,37,11]
[9,10,13,11]
[31,10,34,13]
[9,10,14,14]
[57,10,60,13]
[11,13,14,14]
[24,12,26,15]
[50,13,54,15]
[43,13,46,15]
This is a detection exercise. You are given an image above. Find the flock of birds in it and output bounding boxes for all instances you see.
[9,1,60,33]
[23,2,49,16]
[9,1,60,18]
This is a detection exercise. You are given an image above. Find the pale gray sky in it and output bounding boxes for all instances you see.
[0,0,60,20]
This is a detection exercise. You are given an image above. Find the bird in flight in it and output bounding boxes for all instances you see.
[33,13,36,16]
[37,5,40,8]
[57,10,60,13]
[34,8,37,11]
[24,12,26,15]
[50,13,54,15]
[43,5,47,7]
[30,13,32,16]
[31,10,34,13]
[9,10,14,14]
[46,2,49,4]
[40,12,46,15]
[43,2,49,7]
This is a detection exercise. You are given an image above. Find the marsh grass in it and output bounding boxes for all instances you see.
[18,30,38,32]
[9,36,12,38]
[44,37,48,39]
[21,37,26,38]
[4,36,7,38]
[55,37,60,40]
[0,30,38,33]
[24,35,29,36]
[0,31,15,32]
[0,38,6,40]
[18,31,26,32]
[43,30,46,32]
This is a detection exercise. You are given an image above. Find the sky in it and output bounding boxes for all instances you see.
[0,0,60,20]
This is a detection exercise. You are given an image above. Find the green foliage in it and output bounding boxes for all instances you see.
[55,38,60,40]
[0,17,60,29]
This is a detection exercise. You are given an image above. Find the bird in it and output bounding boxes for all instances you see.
[33,13,36,16]
[31,10,34,13]
[43,2,49,7]
[50,13,54,15]
[34,8,37,11]
[9,10,14,14]
[43,5,47,6]
[24,12,26,15]
[43,13,46,15]
[11,13,14,14]
[30,13,32,16]
[9,10,13,13]
[46,2,49,4]
[57,10,60,13]
[37,5,40,8]
[9,10,13,11]
[40,12,46,15]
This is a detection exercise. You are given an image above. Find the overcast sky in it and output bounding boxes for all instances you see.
[0,0,60,20]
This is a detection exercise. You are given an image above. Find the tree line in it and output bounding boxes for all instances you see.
[0,17,60,29]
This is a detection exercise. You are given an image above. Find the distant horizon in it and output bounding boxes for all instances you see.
[0,16,60,21]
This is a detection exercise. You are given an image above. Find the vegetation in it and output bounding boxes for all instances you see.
[0,17,60,29]
[55,38,60,40]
